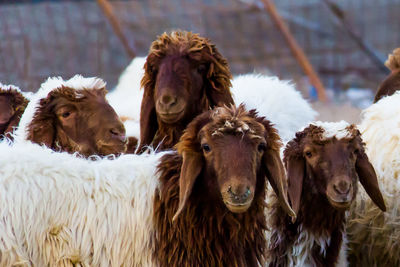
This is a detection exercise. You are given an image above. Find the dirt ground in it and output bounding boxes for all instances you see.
[312,102,362,125]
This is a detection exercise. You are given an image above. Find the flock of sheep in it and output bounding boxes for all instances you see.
[0,30,399,266]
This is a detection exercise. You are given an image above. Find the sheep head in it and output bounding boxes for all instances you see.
[0,85,29,136]
[27,84,127,157]
[0,95,14,125]
[139,31,234,149]
[173,104,295,220]
[284,121,386,216]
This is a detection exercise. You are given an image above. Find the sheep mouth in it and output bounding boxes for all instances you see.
[158,109,185,123]
[224,200,253,213]
[97,140,127,155]
[327,197,351,210]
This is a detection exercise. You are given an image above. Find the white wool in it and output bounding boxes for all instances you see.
[124,119,141,139]
[311,120,352,140]
[107,57,146,121]
[347,92,400,265]
[231,74,317,142]
[360,91,400,189]
[0,141,165,266]
[0,82,34,101]
[0,82,22,93]
[13,75,106,143]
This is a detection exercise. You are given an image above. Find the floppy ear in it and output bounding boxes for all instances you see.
[138,88,158,152]
[285,154,305,218]
[356,151,386,211]
[172,151,203,221]
[264,148,296,220]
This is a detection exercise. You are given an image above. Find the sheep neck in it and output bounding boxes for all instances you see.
[153,152,267,267]
[267,175,351,267]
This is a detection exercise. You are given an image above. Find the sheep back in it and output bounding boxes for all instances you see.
[0,141,164,266]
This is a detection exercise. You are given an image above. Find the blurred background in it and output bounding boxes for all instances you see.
[1,0,399,122]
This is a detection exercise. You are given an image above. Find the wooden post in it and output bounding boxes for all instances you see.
[97,0,136,59]
[261,0,327,102]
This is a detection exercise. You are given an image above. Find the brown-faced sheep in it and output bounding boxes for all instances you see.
[154,104,294,266]
[138,31,234,151]
[266,121,386,267]
[14,75,127,157]
[0,83,29,140]
[0,104,295,266]
[374,47,400,103]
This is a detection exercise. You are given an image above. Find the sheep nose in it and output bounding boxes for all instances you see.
[333,180,351,195]
[160,94,177,109]
[110,127,126,142]
[227,186,251,203]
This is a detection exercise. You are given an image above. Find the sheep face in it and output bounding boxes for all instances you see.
[0,95,14,125]
[139,31,233,150]
[153,55,206,124]
[284,122,386,215]
[28,86,127,156]
[200,131,266,213]
[302,138,359,209]
[173,104,295,220]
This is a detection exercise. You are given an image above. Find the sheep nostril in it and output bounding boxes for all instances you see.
[333,183,350,195]
[161,95,177,108]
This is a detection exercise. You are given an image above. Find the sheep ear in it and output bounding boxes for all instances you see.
[356,152,386,211]
[28,120,55,147]
[264,149,296,220]
[285,155,304,220]
[138,89,158,152]
[173,151,203,221]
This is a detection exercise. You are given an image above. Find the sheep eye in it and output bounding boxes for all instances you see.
[258,143,267,152]
[202,144,211,153]
[354,148,359,154]
[305,151,312,158]
[61,112,71,118]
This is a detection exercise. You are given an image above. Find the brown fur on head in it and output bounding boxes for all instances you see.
[27,86,127,157]
[173,104,294,220]
[284,122,386,216]
[154,105,293,266]
[139,31,234,151]
[374,47,400,103]
[0,86,29,139]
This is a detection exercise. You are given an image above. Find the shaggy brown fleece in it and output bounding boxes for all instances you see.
[138,30,234,152]
[153,105,293,266]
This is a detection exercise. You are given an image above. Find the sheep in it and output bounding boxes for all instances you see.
[14,75,127,157]
[0,104,295,266]
[374,47,400,103]
[107,56,146,151]
[347,91,400,266]
[231,74,317,142]
[0,83,29,140]
[138,30,234,151]
[266,121,386,267]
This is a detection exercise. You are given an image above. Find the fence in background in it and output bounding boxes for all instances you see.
[0,0,399,95]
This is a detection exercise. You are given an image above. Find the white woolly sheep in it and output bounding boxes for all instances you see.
[0,105,295,266]
[14,75,127,157]
[231,74,317,142]
[347,91,400,266]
